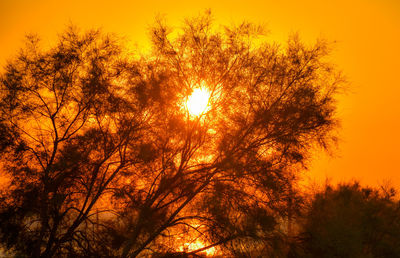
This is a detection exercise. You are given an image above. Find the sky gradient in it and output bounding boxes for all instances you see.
[1,0,399,186]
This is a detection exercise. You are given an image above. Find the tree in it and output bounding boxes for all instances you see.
[293,182,400,258]
[0,28,148,257]
[0,12,342,257]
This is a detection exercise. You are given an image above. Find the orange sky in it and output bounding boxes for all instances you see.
[1,0,399,187]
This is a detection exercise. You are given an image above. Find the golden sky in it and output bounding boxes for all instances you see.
[1,0,399,186]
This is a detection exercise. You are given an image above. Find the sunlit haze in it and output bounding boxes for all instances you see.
[1,1,400,256]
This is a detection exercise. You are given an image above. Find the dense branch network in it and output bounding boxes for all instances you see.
[0,13,342,257]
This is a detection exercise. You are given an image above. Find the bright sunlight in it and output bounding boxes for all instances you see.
[178,240,216,256]
[185,87,211,116]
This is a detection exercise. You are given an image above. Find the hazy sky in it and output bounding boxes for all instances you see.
[1,0,399,186]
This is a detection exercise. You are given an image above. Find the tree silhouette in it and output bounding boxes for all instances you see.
[0,12,342,257]
[0,28,149,257]
[292,182,400,258]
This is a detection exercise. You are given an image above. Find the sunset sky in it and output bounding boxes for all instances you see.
[1,0,399,187]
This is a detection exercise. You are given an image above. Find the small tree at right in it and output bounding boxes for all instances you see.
[293,182,400,258]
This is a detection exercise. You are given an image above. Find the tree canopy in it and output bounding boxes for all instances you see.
[292,182,400,258]
[0,12,343,257]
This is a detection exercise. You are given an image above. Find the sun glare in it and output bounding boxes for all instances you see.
[185,87,211,116]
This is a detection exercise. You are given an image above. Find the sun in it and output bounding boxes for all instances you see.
[185,87,211,116]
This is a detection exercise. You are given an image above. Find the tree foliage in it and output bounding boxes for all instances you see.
[0,12,342,257]
[293,182,400,258]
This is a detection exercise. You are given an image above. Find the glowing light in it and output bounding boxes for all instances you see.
[179,240,216,256]
[185,87,211,116]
